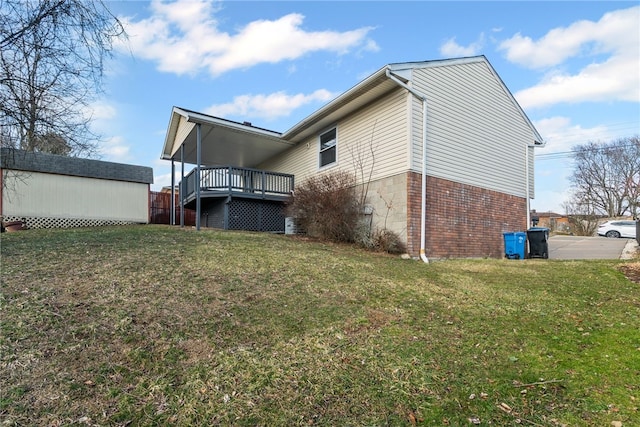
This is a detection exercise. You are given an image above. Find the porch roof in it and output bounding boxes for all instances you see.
[161,66,401,167]
[161,107,293,167]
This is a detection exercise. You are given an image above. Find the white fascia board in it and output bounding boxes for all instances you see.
[390,56,546,147]
[282,65,390,141]
[387,55,486,73]
[160,107,187,160]
[179,108,284,140]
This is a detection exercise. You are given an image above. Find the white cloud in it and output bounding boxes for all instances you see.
[99,136,131,162]
[151,163,187,191]
[534,116,613,153]
[152,170,172,191]
[85,101,132,163]
[119,0,377,76]
[204,89,337,121]
[88,102,117,121]
[440,34,485,57]
[500,6,640,109]
[530,188,572,214]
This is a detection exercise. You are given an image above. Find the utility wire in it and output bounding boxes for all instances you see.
[535,142,639,161]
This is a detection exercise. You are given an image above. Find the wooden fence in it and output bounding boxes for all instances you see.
[149,191,196,226]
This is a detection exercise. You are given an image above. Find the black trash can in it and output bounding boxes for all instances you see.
[527,227,549,259]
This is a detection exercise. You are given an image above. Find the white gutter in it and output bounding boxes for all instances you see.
[526,139,546,228]
[283,66,389,140]
[385,69,430,264]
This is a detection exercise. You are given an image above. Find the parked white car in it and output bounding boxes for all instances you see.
[597,220,637,238]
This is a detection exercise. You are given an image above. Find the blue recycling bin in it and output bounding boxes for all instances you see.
[503,232,527,259]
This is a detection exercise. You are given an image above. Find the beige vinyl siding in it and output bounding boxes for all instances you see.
[410,61,537,198]
[260,88,409,186]
[173,115,195,157]
[3,171,149,222]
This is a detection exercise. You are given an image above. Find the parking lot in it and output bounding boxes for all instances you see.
[547,235,637,260]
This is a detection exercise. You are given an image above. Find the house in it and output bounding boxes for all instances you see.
[161,56,544,259]
[530,210,570,233]
[1,148,153,229]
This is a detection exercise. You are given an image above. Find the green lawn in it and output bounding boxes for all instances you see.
[1,225,638,426]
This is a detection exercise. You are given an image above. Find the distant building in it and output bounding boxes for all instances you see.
[531,210,569,232]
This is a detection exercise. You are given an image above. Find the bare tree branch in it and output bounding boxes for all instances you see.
[0,0,126,157]
[569,137,640,218]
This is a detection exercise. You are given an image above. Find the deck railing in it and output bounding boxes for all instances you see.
[182,166,294,201]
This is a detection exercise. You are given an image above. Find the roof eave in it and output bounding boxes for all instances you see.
[161,107,287,162]
[160,107,186,160]
[282,65,392,142]
[180,108,283,139]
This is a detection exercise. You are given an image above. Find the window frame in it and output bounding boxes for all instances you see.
[318,126,337,169]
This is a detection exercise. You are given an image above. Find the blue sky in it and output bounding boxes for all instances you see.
[93,0,640,214]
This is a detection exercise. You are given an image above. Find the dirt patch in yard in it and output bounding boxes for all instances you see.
[619,262,640,283]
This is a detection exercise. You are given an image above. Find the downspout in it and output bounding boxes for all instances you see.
[386,69,429,263]
[525,144,531,228]
[526,140,545,228]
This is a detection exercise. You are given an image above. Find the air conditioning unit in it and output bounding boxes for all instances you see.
[285,217,297,235]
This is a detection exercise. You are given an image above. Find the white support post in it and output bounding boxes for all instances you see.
[196,123,202,231]
[180,144,185,228]
[170,158,175,225]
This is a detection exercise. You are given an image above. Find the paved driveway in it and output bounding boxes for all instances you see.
[548,235,633,260]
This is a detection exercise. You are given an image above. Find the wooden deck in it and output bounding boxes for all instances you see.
[181,166,294,208]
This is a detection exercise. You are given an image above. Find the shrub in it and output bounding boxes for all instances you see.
[286,171,360,243]
[371,228,406,254]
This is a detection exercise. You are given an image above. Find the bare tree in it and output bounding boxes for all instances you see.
[349,119,378,209]
[0,0,125,157]
[562,195,600,236]
[569,136,640,218]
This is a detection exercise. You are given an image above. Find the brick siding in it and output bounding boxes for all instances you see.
[407,172,527,258]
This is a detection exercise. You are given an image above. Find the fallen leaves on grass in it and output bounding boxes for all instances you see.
[619,262,640,283]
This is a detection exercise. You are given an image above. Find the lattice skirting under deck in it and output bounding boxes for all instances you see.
[1,216,140,229]
[228,199,285,232]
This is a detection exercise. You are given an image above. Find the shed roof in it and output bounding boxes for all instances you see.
[0,148,154,184]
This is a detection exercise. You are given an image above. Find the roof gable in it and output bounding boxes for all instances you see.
[282,55,543,146]
[160,56,544,167]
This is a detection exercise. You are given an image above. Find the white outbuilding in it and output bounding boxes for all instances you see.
[1,148,153,229]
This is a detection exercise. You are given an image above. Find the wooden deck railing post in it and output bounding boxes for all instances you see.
[180,165,293,199]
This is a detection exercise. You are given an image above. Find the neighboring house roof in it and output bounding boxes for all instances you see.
[531,211,566,218]
[161,55,544,167]
[0,148,154,184]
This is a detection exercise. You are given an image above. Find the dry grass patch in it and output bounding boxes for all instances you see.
[1,226,638,426]
[619,261,640,283]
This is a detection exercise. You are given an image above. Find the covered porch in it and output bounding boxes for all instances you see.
[161,107,296,231]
